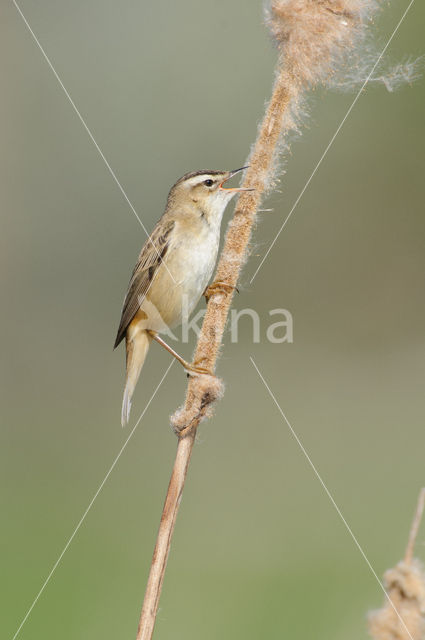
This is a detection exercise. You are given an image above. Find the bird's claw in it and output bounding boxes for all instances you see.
[203,281,239,302]
[185,365,213,377]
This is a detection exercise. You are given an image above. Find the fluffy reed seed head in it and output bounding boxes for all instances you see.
[368,560,425,640]
[265,0,421,92]
[265,0,376,87]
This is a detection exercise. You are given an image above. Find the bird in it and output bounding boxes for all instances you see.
[114,167,252,426]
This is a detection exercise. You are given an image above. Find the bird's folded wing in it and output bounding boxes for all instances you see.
[114,219,175,348]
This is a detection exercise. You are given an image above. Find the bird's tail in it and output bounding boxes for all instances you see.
[121,329,152,427]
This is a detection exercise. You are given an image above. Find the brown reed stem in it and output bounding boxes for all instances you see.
[136,65,295,640]
[136,0,376,635]
[405,487,425,566]
[136,433,195,640]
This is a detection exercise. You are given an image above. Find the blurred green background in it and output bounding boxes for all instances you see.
[1,1,424,638]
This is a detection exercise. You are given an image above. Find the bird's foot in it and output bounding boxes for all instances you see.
[149,332,213,375]
[184,360,214,377]
[184,357,214,377]
[203,281,239,302]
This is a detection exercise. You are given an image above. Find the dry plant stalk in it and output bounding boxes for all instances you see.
[368,488,425,640]
[136,1,387,637]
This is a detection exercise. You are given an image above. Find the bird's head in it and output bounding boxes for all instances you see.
[167,167,253,222]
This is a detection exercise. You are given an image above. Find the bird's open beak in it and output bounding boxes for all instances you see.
[219,166,255,192]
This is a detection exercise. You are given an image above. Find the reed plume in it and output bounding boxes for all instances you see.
[368,489,425,640]
[136,2,417,638]
[171,0,381,434]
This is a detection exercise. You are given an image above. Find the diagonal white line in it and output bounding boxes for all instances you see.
[12,0,176,284]
[249,356,414,640]
[250,0,416,284]
[10,360,174,640]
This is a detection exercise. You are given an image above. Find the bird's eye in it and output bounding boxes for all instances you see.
[204,179,214,187]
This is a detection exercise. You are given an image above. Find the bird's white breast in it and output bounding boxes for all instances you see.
[173,218,220,310]
[144,216,221,332]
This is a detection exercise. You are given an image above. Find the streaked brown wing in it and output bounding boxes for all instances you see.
[114,219,175,348]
